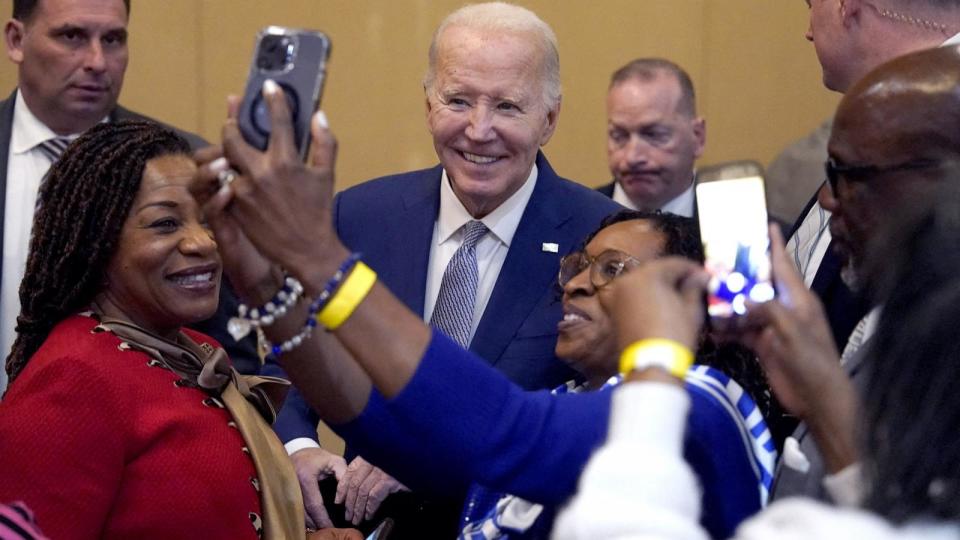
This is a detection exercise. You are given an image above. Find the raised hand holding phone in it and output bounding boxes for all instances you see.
[696,161,776,320]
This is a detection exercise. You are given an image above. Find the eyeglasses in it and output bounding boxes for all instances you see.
[825,157,941,194]
[558,249,642,289]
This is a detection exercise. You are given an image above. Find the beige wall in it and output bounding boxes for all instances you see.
[0,0,838,190]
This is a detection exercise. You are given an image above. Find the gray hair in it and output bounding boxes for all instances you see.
[423,2,561,110]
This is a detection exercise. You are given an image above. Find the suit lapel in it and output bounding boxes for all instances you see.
[390,167,442,317]
[471,153,569,364]
[0,90,19,289]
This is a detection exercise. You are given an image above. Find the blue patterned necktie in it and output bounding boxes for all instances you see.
[430,220,489,347]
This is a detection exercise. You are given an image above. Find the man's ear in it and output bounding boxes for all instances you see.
[424,85,435,132]
[692,117,706,159]
[5,19,26,65]
[539,97,561,147]
[839,0,863,26]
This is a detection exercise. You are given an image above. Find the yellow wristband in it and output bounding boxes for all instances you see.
[316,262,377,330]
[618,339,694,379]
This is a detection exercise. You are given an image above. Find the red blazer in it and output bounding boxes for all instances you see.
[0,315,264,540]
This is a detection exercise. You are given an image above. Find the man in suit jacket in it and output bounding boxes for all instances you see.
[785,0,960,352]
[770,0,960,497]
[266,3,620,537]
[770,45,960,501]
[0,0,258,389]
[595,58,704,218]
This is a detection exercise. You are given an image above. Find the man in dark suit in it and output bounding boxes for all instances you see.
[267,3,620,537]
[771,0,960,500]
[596,58,704,218]
[786,0,960,353]
[0,0,258,390]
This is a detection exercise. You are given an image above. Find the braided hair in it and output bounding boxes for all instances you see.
[5,120,190,385]
[575,209,774,418]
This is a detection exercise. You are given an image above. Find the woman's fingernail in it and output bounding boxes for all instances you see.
[209,157,229,173]
[263,79,279,95]
[315,110,329,129]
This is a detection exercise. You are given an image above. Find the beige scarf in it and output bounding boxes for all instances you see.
[94,316,306,540]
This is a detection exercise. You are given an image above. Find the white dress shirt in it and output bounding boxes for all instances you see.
[1,91,80,393]
[423,164,538,342]
[612,178,695,218]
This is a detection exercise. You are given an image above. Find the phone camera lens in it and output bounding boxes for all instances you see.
[257,35,295,71]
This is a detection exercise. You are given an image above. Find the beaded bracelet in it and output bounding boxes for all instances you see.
[227,275,304,341]
[264,253,363,357]
[310,253,362,315]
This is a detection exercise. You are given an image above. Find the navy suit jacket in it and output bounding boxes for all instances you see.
[0,90,260,375]
[270,152,622,442]
[597,180,615,198]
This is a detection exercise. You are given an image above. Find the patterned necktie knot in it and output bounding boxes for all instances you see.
[36,137,71,164]
[430,220,489,347]
[461,220,488,250]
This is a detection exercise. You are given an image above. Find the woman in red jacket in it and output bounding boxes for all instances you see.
[0,121,355,540]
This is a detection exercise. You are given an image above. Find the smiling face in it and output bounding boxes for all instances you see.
[555,220,666,386]
[425,24,559,218]
[5,0,129,134]
[606,73,704,211]
[97,154,221,338]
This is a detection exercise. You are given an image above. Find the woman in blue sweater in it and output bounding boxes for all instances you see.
[193,92,773,539]
[456,211,776,540]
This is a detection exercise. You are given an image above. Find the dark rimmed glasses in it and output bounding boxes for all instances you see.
[825,157,941,193]
[558,249,642,289]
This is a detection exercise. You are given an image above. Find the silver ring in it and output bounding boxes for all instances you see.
[217,168,238,188]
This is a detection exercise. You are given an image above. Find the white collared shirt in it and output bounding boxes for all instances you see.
[1,91,83,388]
[612,178,696,217]
[423,164,538,345]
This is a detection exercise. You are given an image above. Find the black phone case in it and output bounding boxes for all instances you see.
[238,27,331,158]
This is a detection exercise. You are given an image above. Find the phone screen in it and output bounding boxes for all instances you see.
[696,176,775,317]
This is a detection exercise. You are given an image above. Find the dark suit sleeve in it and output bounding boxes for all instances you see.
[266,192,350,444]
[271,383,323,443]
[111,105,209,151]
[259,339,322,444]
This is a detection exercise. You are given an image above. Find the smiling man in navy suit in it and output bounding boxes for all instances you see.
[266,2,620,537]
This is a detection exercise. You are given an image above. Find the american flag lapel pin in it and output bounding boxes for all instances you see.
[542,242,559,253]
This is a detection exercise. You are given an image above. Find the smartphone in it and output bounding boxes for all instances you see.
[238,26,331,159]
[365,518,393,540]
[696,161,776,318]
